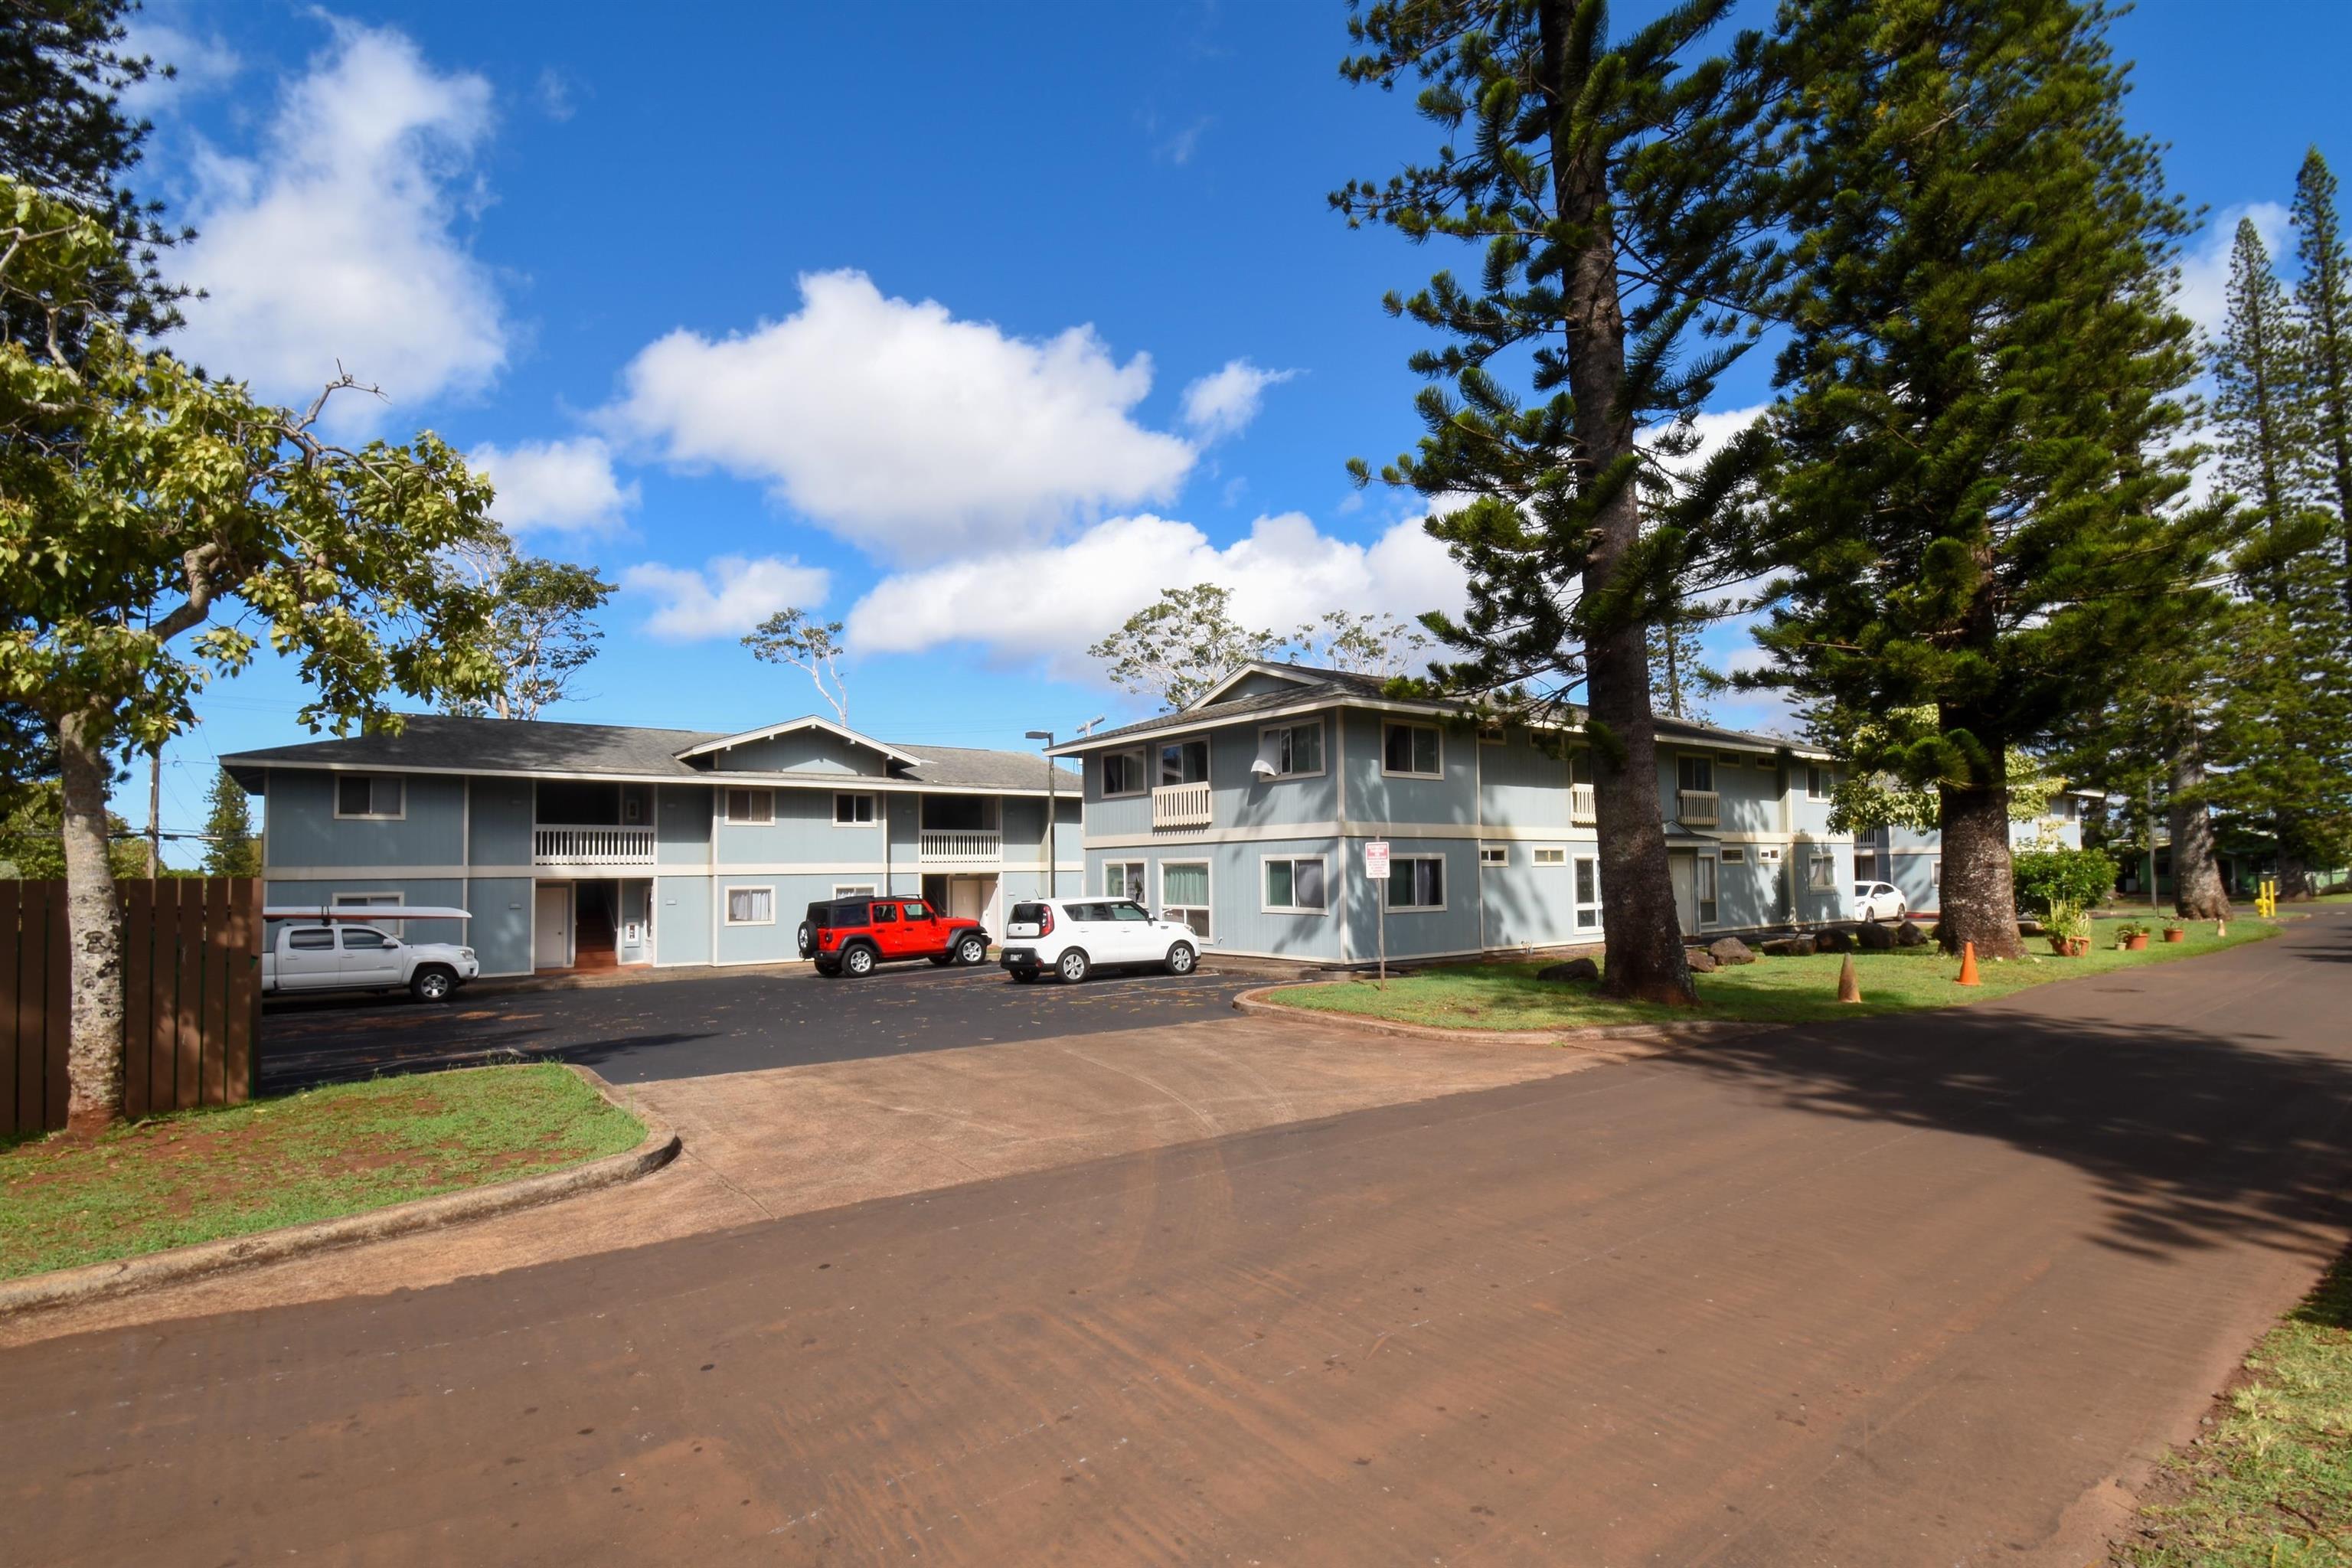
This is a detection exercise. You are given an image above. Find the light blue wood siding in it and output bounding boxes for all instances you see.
[1475,730,1576,832]
[466,876,533,975]
[658,785,712,866]
[710,729,888,776]
[717,782,872,864]
[469,776,533,867]
[1341,834,1481,959]
[1344,714,1475,829]
[263,770,463,869]
[656,875,712,965]
[1478,848,1593,950]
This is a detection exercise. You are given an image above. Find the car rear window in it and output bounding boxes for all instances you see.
[808,901,868,929]
[1010,902,1050,925]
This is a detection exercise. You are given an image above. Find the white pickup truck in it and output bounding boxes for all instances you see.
[260,906,481,1002]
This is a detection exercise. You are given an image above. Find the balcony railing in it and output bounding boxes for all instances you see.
[1570,783,1596,825]
[920,829,1001,861]
[1677,789,1720,826]
[534,825,655,865]
[1152,779,1212,831]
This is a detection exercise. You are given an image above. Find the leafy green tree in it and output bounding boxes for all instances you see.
[0,779,142,880]
[0,182,502,1133]
[2010,847,2119,916]
[741,606,850,725]
[1088,585,1276,711]
[1332,0,1777,1004]
[442,541,616,720]
[200,768,257,877]
[1736,0,2210,958]
[2292,149,2352,617]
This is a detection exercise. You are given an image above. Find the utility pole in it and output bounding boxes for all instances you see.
[2146,777,2159,910]
[1025,730,1057,897]
[146,749,162,878]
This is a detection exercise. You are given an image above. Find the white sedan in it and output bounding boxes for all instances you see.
[1852,881,1908,922]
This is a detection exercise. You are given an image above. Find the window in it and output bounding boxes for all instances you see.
[724,887,775,925]
[1807,765,1834,801]
[870,901,899,923]
[901,900,933,921]
[1160,861,1210,938]
[340,927,392,951]
[623,793,645,824]
[1573,857,1601,929]
[1697,857,1719,926]
[1755,846,1782,864]
[1111,902,1151,923]
[1479,844,1508,868]
[1478,722,1506,746]
[1719,846,1746,864]
[286,927,334,952]
[1717,752,1745,769]
[1104,860,1145,900]
[1931,858,1943,888]
[1256,720,1324,779]
[1262,855,1328,914]
[834,792,876,825]
[1382,722,1442,777]
[724,788,773,825]
[1808,854,1836,892]
[1158,739,1210,787]
[1531,846,1566,867]
[334,890,403,936]
[832,884,876,898]
[334,774,403,819]
[1677,755,1714,793]
[1101,750,1146,797]
[1384,854,1446,910]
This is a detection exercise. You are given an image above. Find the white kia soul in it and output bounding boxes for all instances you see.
[999,897,1201,984]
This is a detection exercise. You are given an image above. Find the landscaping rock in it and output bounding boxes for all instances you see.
[1685,949,1718,973]
[1815,929,1855,954]
[1760,935,1818,957]
[1857,920,1896,952]
[2017,918,2047,937]
[1706,936,1756,966]
[1895,920,1926,948]
[1537,957,1600,985]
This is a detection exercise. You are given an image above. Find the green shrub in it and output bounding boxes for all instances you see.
[2013,846,2119,913]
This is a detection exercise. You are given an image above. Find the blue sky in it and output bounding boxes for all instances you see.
[116,0,2352,858]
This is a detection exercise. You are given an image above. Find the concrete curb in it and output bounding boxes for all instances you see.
[0,1065,680,1319]
[1231,983,1772,1053]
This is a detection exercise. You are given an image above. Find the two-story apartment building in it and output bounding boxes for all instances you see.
[1049,663,1855,964]
[1851,790,2101,919]
[220,714,1079,977]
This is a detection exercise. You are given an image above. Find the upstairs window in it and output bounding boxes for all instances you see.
[1677,755,1714,793]
[1101,750,1147,797]
[1807,765,1835,801]
[1257,721,1324,779]
[834,792,876,825]
[724,788,773,824]
[1158,738,1210,787]
[334,775,403,819]
[1382,722,1441,778]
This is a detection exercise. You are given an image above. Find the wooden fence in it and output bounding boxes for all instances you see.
[0,878,261,1136]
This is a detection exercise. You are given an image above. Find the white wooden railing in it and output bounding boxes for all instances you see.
[1570,783,1596,825]
[1152,779,1212,831]
[919,829,1001,861]
[533,825,656,865]
[1677,789,1720,826]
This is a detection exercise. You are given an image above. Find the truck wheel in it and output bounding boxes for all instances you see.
[956,933,988,966]
[928,952,954,966]
[1056,949,1090,984]
[842,944,877,977]
[1165,942,1197,976]
[410,965,456,1003]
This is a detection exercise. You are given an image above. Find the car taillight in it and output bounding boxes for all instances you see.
[1038,907,1054,935]
[822,930,838,947]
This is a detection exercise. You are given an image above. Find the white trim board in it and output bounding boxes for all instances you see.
[234,758,1075,797]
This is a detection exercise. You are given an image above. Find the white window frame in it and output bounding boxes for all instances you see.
[1807,765,1834,801]
[1931,858,1942,888]
[832,792,877,826]
[1808,853,1837,892]
[724,885,776,925]
[1103,860,1146,900]
[1717,752,1745,769]
[1698,856,1720,926]
[1158,859,1212,941]
[831,883,877,899]
[1380,721,1443,779]
[1158,737,1211,788]
[1478,722,1507,746]
[332,774,405,821]
[723,788,774,825]
[1531,845,1566,867]
[1573,855,1602,930]
[1756,846,1783,864]
[1479,844,1508,868]
[333,890,404,937]
[1383,854,1448,912]
[1259,854,1330,915]
[1677,754,1714,793]
[1100,749,1148,799]
[1719,846,1746,864]
[1256,720,1326,780]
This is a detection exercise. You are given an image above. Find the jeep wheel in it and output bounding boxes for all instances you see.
[814,959,841,978]
[956,933,988,966]
[843,944,877,978]
[1056,949,1090,984]
[796,920,815,959]
[409,965,456,1003]
[1165,942,1197,976]
[928,952,953,966]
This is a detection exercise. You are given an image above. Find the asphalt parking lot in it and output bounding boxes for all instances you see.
[259,961,1256,1093]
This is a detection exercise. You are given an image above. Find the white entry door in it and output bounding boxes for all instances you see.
[534,884,573,969]
[1668,854,1699,937]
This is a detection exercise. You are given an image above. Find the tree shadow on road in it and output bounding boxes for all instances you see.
[1661,914,2352,1266]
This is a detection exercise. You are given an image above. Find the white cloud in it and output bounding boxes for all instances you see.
[622,556,831,642]
[603,270,1197,561]
[471,436,638,535]
[1181,358,1295,440]
[170,21,505,431]
[845,511,1467,678]
[1643,402,1769,482]
[2176,201,2291,342]
[117,13,242,109]
[535,66,577,121]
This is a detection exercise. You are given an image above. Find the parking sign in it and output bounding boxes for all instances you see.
[1364,841,1390,880]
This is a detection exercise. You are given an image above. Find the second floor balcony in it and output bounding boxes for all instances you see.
[1677,789,1721,826]
[1570,782,1596,825]
[920,829,1001,861]
[1152,779,1211,831]
[534,825,655,867]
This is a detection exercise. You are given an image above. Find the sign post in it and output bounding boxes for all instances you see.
[1364,840,1390,988]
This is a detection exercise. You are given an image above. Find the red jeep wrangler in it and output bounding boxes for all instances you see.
[799,896,991,978]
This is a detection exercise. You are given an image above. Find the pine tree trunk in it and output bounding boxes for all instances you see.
[1935,705,2025,959]
[2166,746,2230,920]
[2277,841,2315,900]
[1545,5,1693,1008]
[56,710,126,1136]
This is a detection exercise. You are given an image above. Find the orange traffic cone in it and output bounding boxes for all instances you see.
[1837,953,1862,1004]
[1956,940,1981,986]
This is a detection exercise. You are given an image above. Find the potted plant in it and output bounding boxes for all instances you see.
[2115,923,2149,952]
[2046,899,2092,957]
[2162,920,2185,942]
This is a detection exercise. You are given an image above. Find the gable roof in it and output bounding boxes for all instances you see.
[674,714,929,768]
[220,714,1077,793]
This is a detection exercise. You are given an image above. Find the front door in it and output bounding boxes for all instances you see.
[1668,853,1699,937]
[948,876,992,927]
[534,884,573,969]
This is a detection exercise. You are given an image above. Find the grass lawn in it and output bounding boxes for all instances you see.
[2116,1249,2352,1566]
[1265,916,2281,1034]
[0,1063,644,1282]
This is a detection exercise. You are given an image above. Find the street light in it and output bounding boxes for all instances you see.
[1025,730,1058,897]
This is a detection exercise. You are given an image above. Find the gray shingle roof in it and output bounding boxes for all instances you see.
[220,714,1079,792]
